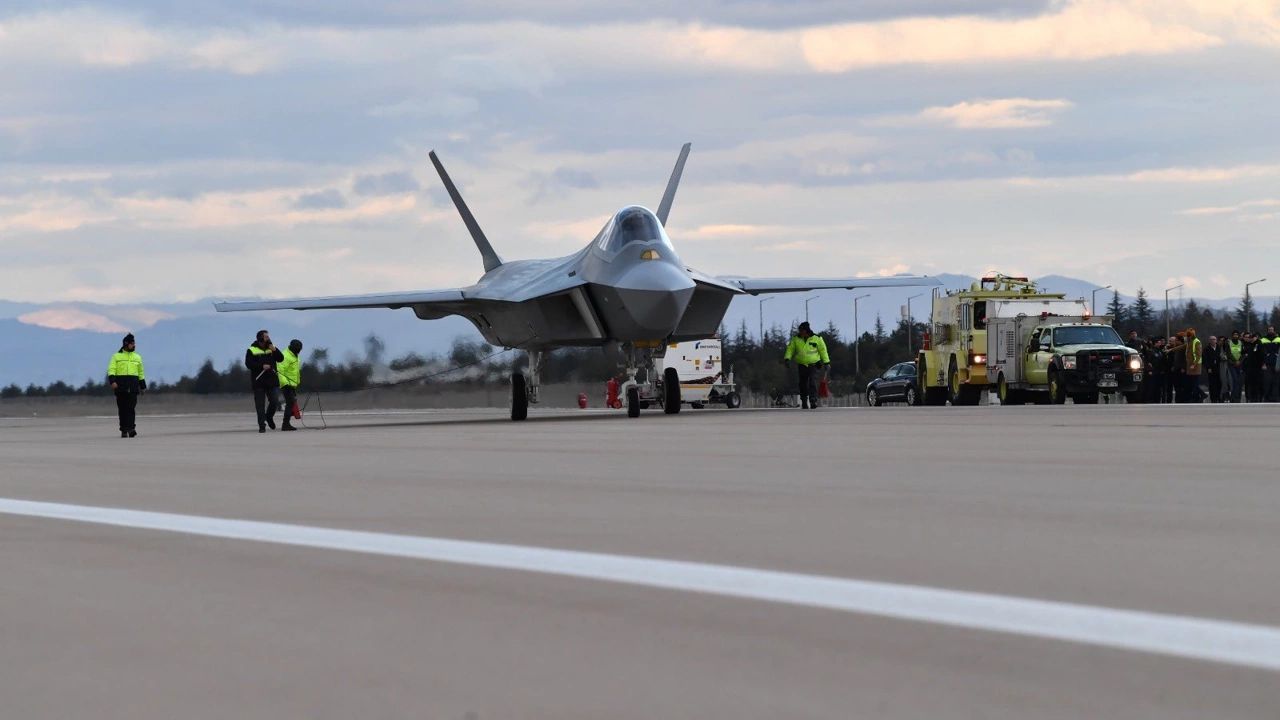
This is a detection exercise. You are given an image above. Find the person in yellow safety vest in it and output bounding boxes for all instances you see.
[245,329,284,433]
[1183,327,1203,403]
[1226,330,1244,402]
[107,333,146,438]
[783,321,830,410]
[278,339,303,431]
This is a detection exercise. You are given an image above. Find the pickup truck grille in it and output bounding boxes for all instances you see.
[1076,350,1125,370]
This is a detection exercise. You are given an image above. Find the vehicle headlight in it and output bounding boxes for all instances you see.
[1128,356,1142,371]
[971,354,986,365]
[1061,356,1077,370]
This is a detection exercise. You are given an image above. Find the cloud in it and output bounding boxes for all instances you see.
[353,171,420,196]
[1180,198,1280,216]
[292,188,347,210]
[18,308,128,333]
[1165,275,1201,290]
[914,98,1073,129]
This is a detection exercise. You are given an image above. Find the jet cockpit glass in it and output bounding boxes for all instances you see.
[596,207,670,253]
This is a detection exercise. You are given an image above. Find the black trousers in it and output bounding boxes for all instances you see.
[1206,371,1221,403]
[797,363,819,408]
[281,387,298,426]
[114,391,137,431]
[253,385,280,427]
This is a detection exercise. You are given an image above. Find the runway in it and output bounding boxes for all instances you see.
[2,404,1278,718]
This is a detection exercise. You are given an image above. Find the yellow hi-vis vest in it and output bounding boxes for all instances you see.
[107,351,145,380]
[784,334,830,366]
[279,349,301,388]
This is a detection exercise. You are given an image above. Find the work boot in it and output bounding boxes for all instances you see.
[800,399,809,410]
[258,424,266,434]
[266,415,276,430]
[128,429,137,437]
[121,431,128,438]
[281,422,296,431]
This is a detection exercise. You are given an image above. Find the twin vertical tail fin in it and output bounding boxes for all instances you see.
[429,150,504,273]
[656,142,691,227]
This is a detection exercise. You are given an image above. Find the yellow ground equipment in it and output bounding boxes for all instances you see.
[916,275,1070,405]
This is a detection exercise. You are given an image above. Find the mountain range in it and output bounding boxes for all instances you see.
[2,277,1273,388]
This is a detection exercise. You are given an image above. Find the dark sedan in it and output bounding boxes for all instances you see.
[866,362,919,406]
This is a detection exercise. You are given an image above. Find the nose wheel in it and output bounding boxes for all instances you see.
[511,350,543,421]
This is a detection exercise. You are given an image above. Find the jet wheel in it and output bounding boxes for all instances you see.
[510,373,528,421]
[663,367,681,414]
[626,386,641,418]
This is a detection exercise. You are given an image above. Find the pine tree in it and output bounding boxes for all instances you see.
[873,314,885,342]
[1106,290,1127,329]
[1130,288,1154,335]
[1236,293,1258,332]
[1180,298,1201,329]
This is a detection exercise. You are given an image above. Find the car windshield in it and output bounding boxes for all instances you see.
[1053,326,1123,346]
[596,207,669,253]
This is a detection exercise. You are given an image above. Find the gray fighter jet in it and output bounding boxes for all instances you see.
[215,144,938,419]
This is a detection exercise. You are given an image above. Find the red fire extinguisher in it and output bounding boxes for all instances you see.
[577,392,588,409]
[605,378,622,409]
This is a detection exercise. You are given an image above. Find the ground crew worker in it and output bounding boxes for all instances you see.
[1261,326,1279,401]
[106,333,146,438]
[245,329,284,433]
[1226,330,1244,402]
[1183,328,1203,403]
[278,339,303,431]
[783,321,830,410]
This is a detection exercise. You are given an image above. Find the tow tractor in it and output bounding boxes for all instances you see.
[616,338,740,413]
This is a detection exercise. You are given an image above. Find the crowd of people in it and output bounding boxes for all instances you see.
[1125,326,1280,403]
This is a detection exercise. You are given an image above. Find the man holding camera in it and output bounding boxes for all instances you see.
[245,329,284,433]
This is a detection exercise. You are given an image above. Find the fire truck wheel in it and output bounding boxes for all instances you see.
[663,367,681,414]
[997,374,1024,406]
[627,386,641,418]
[1048,370,1068,405]
[947,360,962,406]
[724,391,741,409]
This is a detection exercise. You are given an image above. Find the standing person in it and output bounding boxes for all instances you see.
[1182,328,1203,403]
[106,333,146,438]
[1203,335,1223,403]
[783,321,830,410]
[278,339,303,431]
[1144,337,1166,404]
[1166,332,1186,403]
[1243,333,1265,402]
[1225,330,1244,402]
[245,329,284,433]
[1262,326,1279,402]
[1125,329,1144,354]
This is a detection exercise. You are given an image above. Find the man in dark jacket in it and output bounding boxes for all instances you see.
[107,333,146,437]
[1243,333,1265,402]
[1144,337,1166,404]
[1203,335,1223,403]
[245,329,284,432]
[1262,326,1279,402]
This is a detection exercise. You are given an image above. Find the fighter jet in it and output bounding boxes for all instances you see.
[215,144,939,419]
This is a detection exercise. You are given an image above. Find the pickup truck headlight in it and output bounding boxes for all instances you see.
[1128,356,1142,371]
[1060,356,1077,370]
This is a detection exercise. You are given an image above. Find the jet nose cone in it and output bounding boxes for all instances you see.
[614,262,695,338]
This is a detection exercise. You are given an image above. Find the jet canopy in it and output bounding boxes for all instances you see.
[594,206,673,254]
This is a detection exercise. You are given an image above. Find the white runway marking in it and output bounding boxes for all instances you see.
[4,497,1279,672]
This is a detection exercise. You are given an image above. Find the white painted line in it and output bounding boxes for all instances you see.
[3,497,1279,672]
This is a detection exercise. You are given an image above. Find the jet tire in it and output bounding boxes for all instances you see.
[511,373,528,421]
[663,367,681,414]
[626,386,641,418]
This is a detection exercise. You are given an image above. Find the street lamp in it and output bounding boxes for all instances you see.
[906,293,923,356]
[1164,284,1183,340]
[1091,285,1112,316]
[853,293,870,379]
[804,295,819,325]
[758,296,775,343]
[1245,278,1266,333]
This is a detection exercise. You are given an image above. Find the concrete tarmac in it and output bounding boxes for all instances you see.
[1,404,1278,718]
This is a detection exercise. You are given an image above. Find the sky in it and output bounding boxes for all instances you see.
[2,0,1279,306]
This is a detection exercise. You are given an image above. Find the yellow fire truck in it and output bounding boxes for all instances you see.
[916,275,1071,405]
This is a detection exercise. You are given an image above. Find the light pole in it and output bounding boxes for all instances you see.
[1164,284,1183,340]
[804,295,819,325]
[1245,278,1266,333]
[758,296,774,344]
[1091,285,1112,315]
[907,293,922,356]
[853,293,870,379]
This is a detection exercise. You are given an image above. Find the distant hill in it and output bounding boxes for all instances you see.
[2,278,1275,387]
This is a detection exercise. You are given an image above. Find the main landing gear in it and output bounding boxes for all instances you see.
[510,350,543,421]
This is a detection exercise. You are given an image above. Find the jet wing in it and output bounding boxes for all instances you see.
[721,275,941,295]
[213,289,468,320]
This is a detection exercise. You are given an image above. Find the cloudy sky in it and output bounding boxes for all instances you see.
[2,0,1278,305]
